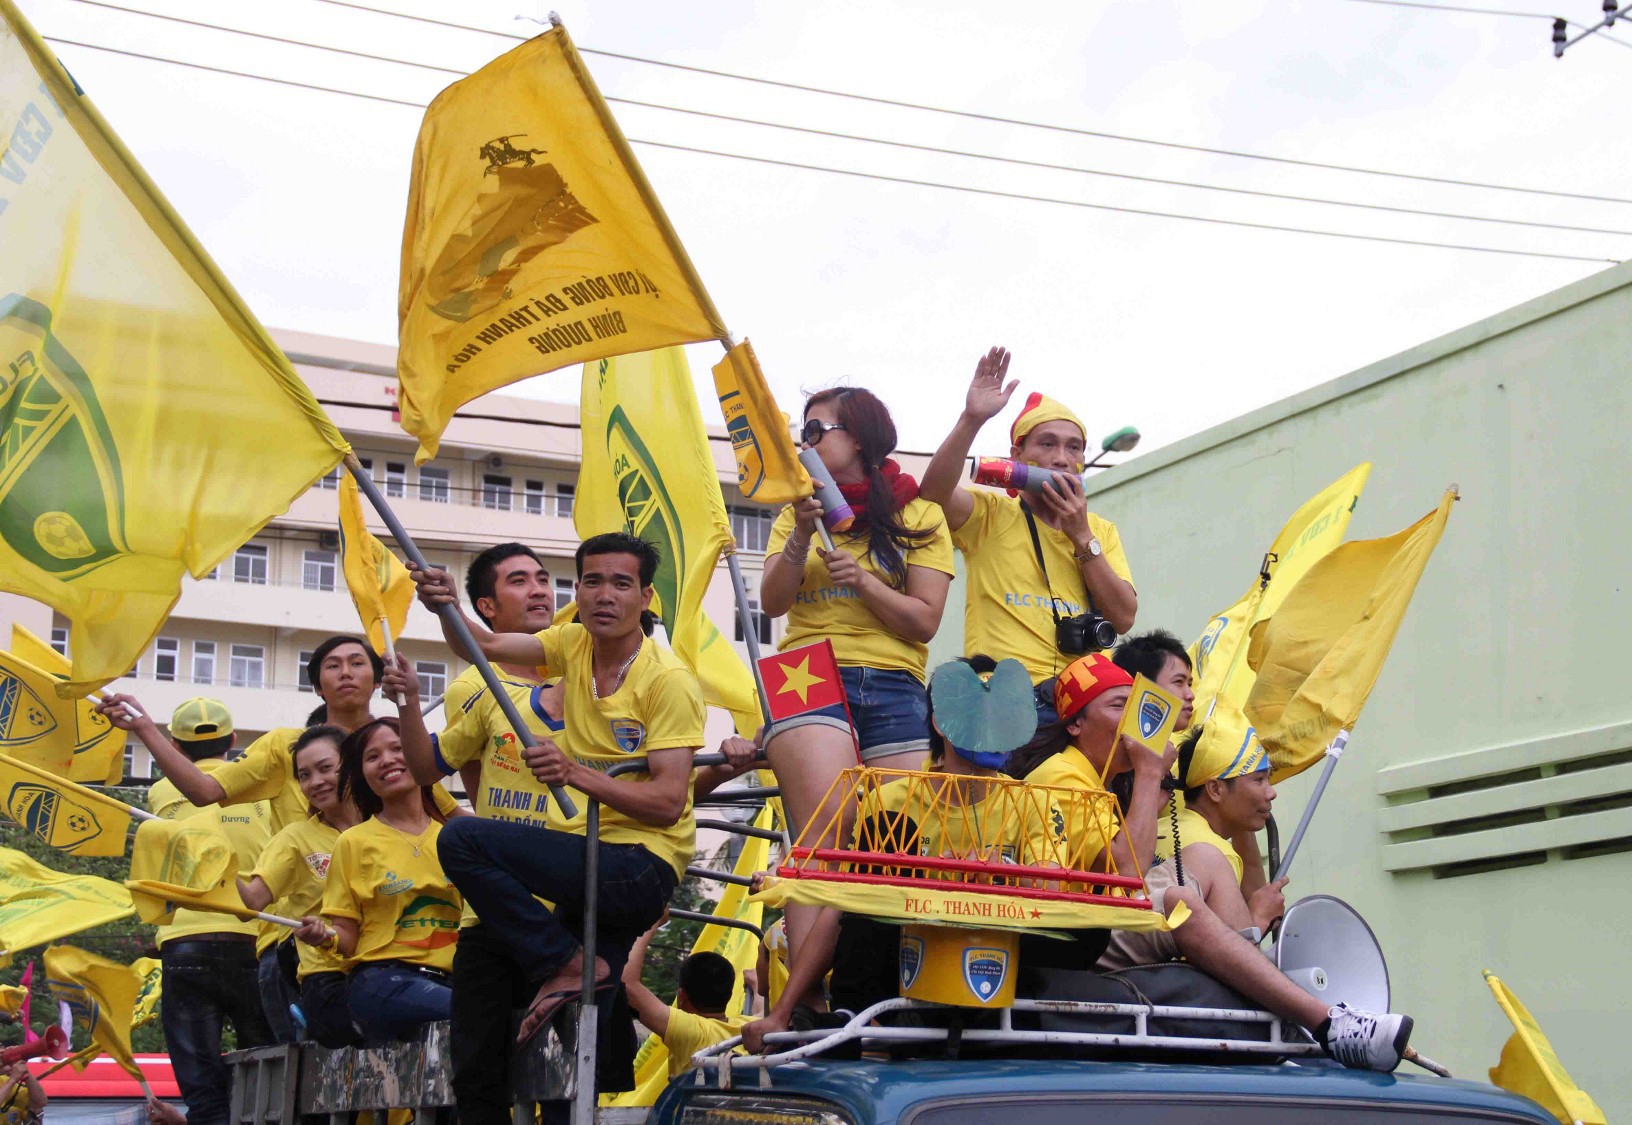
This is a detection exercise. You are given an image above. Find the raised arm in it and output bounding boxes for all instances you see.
[382,656,443,786]
[96,694,227,807]
[919,346,1016,531]
[523,743,697,827]
[409,562,545,667]
[620,919,672,1036]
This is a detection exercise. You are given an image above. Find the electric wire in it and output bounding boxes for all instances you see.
[41,36,1620,264]
[58,0,1632,238]
[300,0,1632,204]
[1339,0,1632,48]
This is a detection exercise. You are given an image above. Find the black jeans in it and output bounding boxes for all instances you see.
[451,924,534,1125]
[160,939,272,1125]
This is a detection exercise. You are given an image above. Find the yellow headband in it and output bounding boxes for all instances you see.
[1010,392,1085,447]
[1181,706,1268,789]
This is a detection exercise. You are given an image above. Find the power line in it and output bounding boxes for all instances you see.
[40,36,1619,265]
[301,0,1632,204]
[61,0,1632,238]
[1339,0,1632,48]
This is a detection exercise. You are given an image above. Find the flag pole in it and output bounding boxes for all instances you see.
[343,455,578,818]
[379,619,400,706]
[1272,730,1347,881]
[722,544,773,729]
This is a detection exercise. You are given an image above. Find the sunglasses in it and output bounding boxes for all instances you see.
[801,419,847,445]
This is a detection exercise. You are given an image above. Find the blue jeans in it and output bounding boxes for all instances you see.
[160,940,272,1125]
[346,961,452,1045]
[437,818,676,984]
[256,944,299,1044]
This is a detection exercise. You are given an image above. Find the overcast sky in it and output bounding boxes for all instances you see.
[17,0,1632,458]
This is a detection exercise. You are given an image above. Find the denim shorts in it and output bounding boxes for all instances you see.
[767,665,929,762]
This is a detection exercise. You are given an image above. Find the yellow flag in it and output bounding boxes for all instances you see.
[44,946,143,1081]
[577,349,760,735]
[0,846,133,956]
[1485,971,1605,1125]
[130,957,161,1029]
[397,24,728,463]
[128,816,237,891]
[1245,489,1454,780]
[338,473,414,655]
[608,803,774,1107]
[124,879,258,927]
[712,340,811,506]
[1190,464,1372,721]
[0,651,74,775]
[0,3,351,695]
[3,629,121,783]
[0,983,23,1018]
[0,753,133,856]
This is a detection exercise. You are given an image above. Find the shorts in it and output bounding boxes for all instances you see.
[1095,861,1179,971]
[766,665,929,763]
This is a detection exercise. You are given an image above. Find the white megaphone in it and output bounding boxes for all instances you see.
[1273,894,1391,1015]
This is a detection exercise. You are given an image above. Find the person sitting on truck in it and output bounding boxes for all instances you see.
[621,913,746,1079]
[1011,654,1416,1072]
[0,1060,47,1125]
[1098,722,1288,969]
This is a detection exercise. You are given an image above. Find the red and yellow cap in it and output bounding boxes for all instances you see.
[1053,654,1133,720]
[1010,392,1085,447]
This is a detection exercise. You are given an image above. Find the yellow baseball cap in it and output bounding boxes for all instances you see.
[168,698,234,742]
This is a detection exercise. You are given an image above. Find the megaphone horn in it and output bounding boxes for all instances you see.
[0,1024,68,1065]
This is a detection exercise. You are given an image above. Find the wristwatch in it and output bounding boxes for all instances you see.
[1074,538,1102,562]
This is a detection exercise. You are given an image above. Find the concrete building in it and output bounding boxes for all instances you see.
[0,328,796,785]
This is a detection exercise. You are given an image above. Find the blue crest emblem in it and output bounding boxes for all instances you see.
[962,947,1009,1004]
[1137,691,1172,740]
[610,719,645,754]
[1196,616,1227,675]
[898,935,923,991]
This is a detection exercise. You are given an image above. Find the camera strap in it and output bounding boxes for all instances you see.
[1020,501,1099,626]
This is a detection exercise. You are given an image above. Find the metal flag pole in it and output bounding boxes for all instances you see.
[1272,730,1348,882]
[723,544,773,728]
[344,454,577,818]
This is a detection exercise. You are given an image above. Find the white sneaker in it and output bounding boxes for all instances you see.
[1321,1003,1413,1072]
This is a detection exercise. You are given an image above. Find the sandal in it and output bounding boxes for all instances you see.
[516,976,616,1045]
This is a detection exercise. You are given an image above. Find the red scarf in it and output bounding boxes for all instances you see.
[837,458,919,528]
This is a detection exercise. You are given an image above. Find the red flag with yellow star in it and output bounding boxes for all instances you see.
[758,641,846,723]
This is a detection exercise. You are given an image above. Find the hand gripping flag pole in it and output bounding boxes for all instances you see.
[344,455,577,818]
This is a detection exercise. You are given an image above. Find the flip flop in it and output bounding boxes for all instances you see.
[516,977,616,1046]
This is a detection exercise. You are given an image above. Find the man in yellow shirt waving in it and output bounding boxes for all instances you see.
[413,532,705,1065]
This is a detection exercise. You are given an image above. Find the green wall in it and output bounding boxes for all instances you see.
[933,260,1632,1110]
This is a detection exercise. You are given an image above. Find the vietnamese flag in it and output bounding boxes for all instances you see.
[758,641,846,723]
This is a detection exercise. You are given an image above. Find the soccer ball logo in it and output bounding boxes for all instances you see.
[33,512,95,561]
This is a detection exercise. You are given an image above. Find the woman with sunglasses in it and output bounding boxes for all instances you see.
[759,387,955,971]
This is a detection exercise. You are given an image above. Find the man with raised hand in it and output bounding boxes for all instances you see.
[920,348,1137,722]
[412,532,705,1060]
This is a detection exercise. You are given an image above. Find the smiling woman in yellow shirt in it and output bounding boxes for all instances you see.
[312,717,462,1045]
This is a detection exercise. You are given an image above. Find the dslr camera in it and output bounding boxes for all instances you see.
[1056,611,1118,655]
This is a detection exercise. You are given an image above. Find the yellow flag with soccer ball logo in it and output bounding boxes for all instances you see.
[397,22,728,462]
[9,626,121,784]
[44,945,143,1080]
[0,1,351,696]
[0,753,133,856]
[712,340,811,506]
[338,473,415,655]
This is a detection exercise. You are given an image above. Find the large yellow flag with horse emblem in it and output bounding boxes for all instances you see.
[338,473,414,655]
[397,22,728,462]
[577,349,760,734]
[0,1,351,696]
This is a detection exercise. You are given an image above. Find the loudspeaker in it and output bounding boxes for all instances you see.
[1273,894,1390,1014]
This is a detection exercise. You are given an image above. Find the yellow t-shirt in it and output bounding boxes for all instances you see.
[952,490,1134,683]
[533,623,705,880]
[1156,805,1243,884]
[321,817,462,972]
[149,761,272,947]
[765,497,954,682]
[662,1006,745,1077]
[854,775,1068,870]
[441,664,484,717]
[432,671,562,927]
[1019,746,1120,867]
[0,1080,38,1125]
[250,816,344,978]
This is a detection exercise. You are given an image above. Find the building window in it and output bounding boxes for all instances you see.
[233,543,268,585]
[730,507,774,554]
[313,466,340,490]
[554,575,576,611]
[734,594,772,646]
[555,483,575,518]
[153,637,179,682]
[482,474,512,511]
[416,661,448,699]
[385,461,407,499]
[202,565,219,580]
[297,649,315,693]
[358,457,373,476]
[524,480,546,516]
[229,644,265,690]
[302,549,337,592]
[192,641,216,686]
[419,465,450,503]
[50,628,68,657]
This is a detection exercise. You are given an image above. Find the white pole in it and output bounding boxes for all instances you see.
[1272,730,1348,881]
[380,619,400,705]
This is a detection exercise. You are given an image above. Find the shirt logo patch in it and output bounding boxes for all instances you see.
[304,851,330,879]
[380,870,414,895]
[610,719,645,753]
